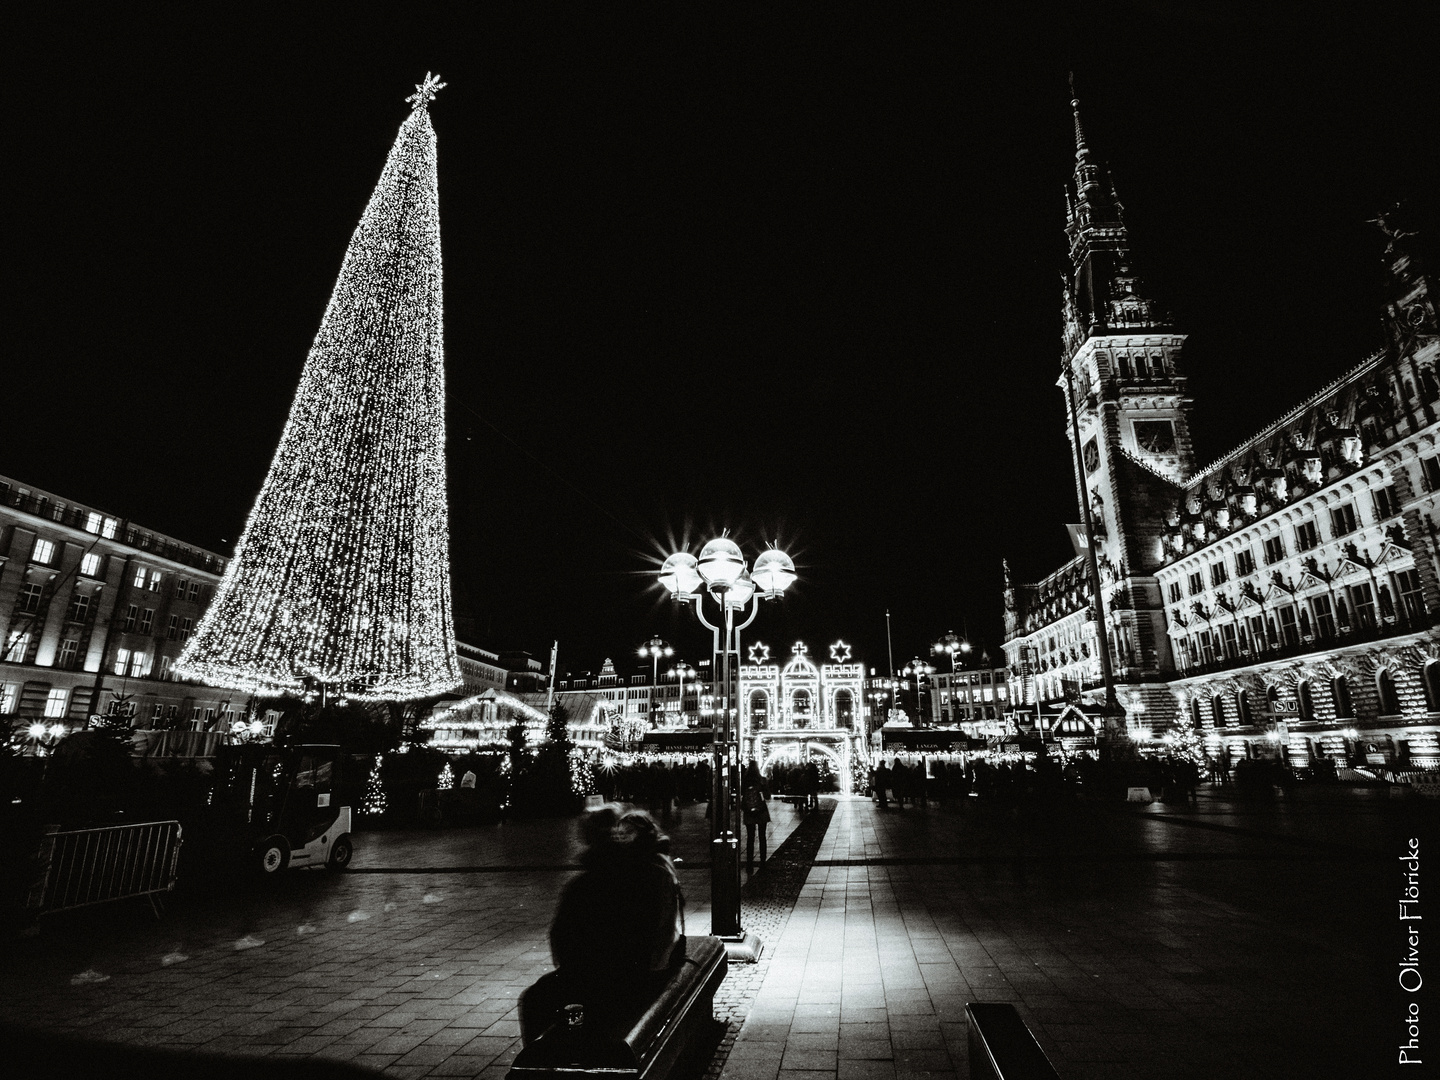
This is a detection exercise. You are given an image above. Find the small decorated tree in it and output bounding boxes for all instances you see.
[361,756,388,816]
[438,761,454,790]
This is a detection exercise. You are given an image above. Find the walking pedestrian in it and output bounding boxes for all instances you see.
[742,761,770,872]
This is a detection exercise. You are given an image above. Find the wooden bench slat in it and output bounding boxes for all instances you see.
[965,1002,1060,1080]
[508,936,727,1080]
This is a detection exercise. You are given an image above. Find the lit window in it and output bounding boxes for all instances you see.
[80,552,102,577]
[85,512,103,535]
[5,633,31,662]
[0,684,17,713]
[130,652,150,678]
[43,687,68,719]
[32,538,55,564]
[159,656,173,680]
[56,639,79,669]
[102,517,118,539]
[148,570,162,592]
[133,567,148,588]
[113,648,131,675]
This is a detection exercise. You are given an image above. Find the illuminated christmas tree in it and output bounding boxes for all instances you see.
[177,75,461,700]
[438,761,454,790]
[361,756,387,816]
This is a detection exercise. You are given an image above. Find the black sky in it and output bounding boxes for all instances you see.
[6,4,1439,678]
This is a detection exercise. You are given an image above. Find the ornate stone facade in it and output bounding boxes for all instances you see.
[1003,87,1440,771]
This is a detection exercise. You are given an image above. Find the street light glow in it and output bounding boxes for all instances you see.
[751,548,797,596]
[696,537,746,588]
[659,552,703,596]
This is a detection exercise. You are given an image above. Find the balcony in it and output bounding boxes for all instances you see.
[1175,609,1436,679]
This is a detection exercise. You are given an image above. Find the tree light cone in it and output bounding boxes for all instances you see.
[176,92,460,700]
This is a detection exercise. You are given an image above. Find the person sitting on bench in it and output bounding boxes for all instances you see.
[520,806,685,1044]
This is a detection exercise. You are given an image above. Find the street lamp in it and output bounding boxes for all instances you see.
[932,630,971,673]
[637,636,674,728]
[670,661,698,727]
[901,657,935,727]
[658,538,795,958]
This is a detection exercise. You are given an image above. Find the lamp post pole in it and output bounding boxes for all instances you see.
[901,658,935,727]
[638,636,674,728]
[658,540,795,962]
[1061,352,1120,732]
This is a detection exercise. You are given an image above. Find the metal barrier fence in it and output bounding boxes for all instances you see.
[27,820,183,918]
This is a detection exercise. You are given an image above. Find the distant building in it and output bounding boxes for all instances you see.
[455,641,508,696]
[0,473,240,740]
[930,665,1010,730]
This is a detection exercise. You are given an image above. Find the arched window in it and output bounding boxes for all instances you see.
[1297,679,1314,722]
[1266,685,1280,715]
[1190,698,1204,729]
[749,690,769,730]
[791,689,811,727]
[1237,689,1252,727]
[1332,675,1353,718]
[1423,661,1440,713]
[1377,668,1401,716]
[1211,696,1225,728]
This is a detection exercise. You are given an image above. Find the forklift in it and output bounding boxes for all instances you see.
[214,742,355,874]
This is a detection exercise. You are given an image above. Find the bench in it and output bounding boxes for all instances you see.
[507,936,728,1080]
[966,1002,1060,1080]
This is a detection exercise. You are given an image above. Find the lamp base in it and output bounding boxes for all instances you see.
[718,930,764,964]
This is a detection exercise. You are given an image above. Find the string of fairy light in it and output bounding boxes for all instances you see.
[176,75,461,701]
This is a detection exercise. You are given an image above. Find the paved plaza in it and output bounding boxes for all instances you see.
[0,788,1426,1079]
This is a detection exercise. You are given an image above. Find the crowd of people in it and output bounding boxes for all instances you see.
[866,753,1205,805]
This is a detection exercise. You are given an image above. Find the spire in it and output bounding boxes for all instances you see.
[1062,75,1170,350]
[1068,72,1089,161]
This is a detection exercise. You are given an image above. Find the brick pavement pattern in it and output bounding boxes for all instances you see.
[0,788,1416,1079]
[718,792,1403,1080]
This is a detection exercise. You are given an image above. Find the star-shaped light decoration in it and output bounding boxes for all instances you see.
[406,72,447,111]
[829,640,852,663]
[749,642,770,664]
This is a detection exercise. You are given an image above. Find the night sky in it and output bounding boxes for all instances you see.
[7,5,1439,679]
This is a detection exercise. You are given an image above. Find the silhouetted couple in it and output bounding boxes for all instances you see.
[520,806,683,1044]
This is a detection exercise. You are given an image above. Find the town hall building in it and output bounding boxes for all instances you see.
[1003,85,1440,772]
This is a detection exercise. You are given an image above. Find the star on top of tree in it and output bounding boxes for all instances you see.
[830,640,852,663]
[749,642,770,664]
[406,72,446,111]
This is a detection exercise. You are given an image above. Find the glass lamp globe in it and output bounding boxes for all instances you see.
[659,552,702,595]
[727,570,757,609]
[751,548,796,596]
[697,537,746,587]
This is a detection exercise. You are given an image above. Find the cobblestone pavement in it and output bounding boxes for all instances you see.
[720,788,1430,1080]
